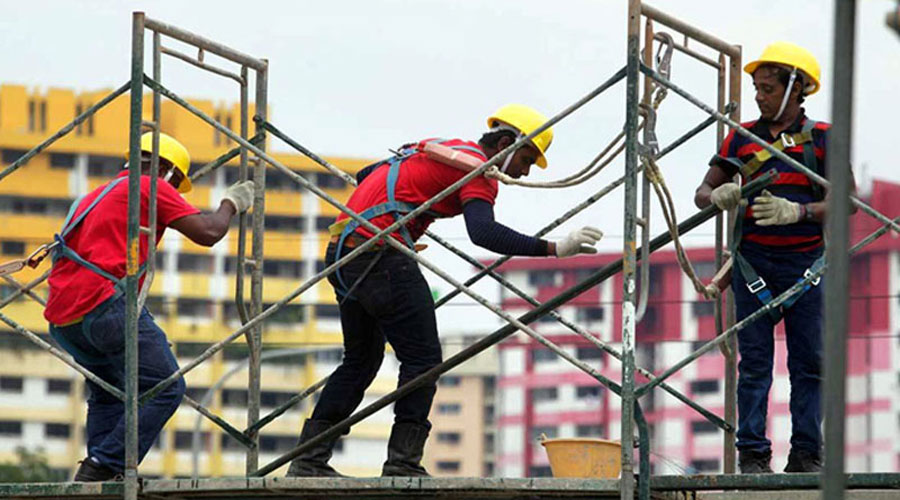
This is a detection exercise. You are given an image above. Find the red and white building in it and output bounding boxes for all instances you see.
[493,180,900,476]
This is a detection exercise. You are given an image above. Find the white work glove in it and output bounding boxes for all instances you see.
[751,189,802,226]
[709,182,742,211]
[223,180,256,213]
[555,227,604,258]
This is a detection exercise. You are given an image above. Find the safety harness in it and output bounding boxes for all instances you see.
[327,139,483,300]
[729,119,825,322]
[48,177,147,365]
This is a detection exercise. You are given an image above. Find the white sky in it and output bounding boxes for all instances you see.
[2,1,897,332]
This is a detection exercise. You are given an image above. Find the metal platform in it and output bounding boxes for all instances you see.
[1,475,898,500]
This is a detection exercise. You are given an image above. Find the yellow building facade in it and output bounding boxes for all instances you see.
[0,83,404,478]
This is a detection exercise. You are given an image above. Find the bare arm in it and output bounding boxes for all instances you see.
[694,165,734,209]
[804,171,859,222]
[169,201,237,247]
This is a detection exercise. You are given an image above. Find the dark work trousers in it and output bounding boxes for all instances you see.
[732,244,824,454]
[50,296,186,472]
[311,243,443,429]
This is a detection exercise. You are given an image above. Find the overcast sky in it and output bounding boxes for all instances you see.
[2,1,897,332]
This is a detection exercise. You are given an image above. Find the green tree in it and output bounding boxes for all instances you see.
[0,447,68,483]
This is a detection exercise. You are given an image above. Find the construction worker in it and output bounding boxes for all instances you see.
[694,42,856,474]
[287,104,603,477]
[43,132,255,481]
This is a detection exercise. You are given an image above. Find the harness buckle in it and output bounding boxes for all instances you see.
[746,277,767,294]
[781,133,796,148]
[803,268,821,287]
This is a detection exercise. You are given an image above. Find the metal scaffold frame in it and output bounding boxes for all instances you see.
[0,2,894,500]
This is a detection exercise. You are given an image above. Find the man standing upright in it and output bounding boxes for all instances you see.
[694,42,855,474]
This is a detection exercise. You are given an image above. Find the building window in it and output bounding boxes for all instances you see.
[576,385,602,399]
[315,304,340,319]
[437,403,461,415]
[694,261,717,280]
[314,349,342,364]
[259,434,301,453]
[436,432,461,445]
[529,465,553,477]
[260,391,295,408]
[315,216,334,232]
[87,155,122,177]
[531,348,557,363]
[176,254,214,273]
[690,459,719,473]
[316,173,347,189]
[439,376,461,387]
[46,379,72,395]
[45,423,71,439]
[262,303,305,326]
[1,149,27,164]
[145,296,169,318]
[265,215,305,233]
[315,260,327,273]
[222,389,248,408]
[692,301,715,317]
[1,240,25,255]
[576,307,605,322]
[690,379,719,395]
[576,347,603,361]
[530,387,558,403]
[0,420,23,436]
[690,421,719,434]
[262,259,303,279]
[189,163,215,186]
[50,153,76,169]
[528,270,558,287]
[0,376,23,393]
[176,298,214,319]
[436,461,460,473]
[531,426,558,441]
[174,431,210,450]
[576,424,605,437]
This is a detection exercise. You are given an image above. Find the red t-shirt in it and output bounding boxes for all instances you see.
[44,172,200,325]
[336,139,498,243]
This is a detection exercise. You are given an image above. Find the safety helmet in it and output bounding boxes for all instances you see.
[126,132,192,193]
[486,104,553,168]
[744,41,821,96]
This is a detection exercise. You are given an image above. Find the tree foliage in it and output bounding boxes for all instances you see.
[0,447,68,483]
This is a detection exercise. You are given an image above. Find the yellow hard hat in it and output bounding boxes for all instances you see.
[487,104,553,168]
[127,132,192,193]
[744,41,821,96]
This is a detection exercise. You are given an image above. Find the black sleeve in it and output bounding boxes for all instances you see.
[356,161,385,184]
[463,199,550,256]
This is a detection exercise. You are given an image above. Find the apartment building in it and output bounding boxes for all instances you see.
[0,82,406,478]
[494,180,900,477]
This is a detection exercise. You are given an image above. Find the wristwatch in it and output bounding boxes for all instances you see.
[802,203,815,221]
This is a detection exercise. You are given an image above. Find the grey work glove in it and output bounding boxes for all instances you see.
[556,226,604,258]
[223,180,255,213]
[752,189,802,226]
[710,182,742,211]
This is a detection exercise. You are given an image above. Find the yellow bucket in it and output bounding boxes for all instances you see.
[540,438,622,478]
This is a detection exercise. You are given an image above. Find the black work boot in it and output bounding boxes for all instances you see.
[285,419,346,477]
[381,422,431,477]
[73,458,120,482]
[784,448,822,473]
[738,448,773,474]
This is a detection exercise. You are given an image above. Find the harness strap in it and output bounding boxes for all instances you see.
[740,130,814,179]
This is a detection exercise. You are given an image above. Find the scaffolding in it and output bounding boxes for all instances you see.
[0,2,896,500]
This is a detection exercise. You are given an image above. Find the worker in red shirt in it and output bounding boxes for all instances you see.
[287,104,603,477]
[44,132,255,481]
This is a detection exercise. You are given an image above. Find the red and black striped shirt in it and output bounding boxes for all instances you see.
[710,111,831,253]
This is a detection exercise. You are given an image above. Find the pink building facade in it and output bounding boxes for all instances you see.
[494,180,900,477]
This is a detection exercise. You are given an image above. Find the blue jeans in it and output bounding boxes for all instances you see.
[733,245,824,454]
[311,244,442,429]
[50,296,185,472]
